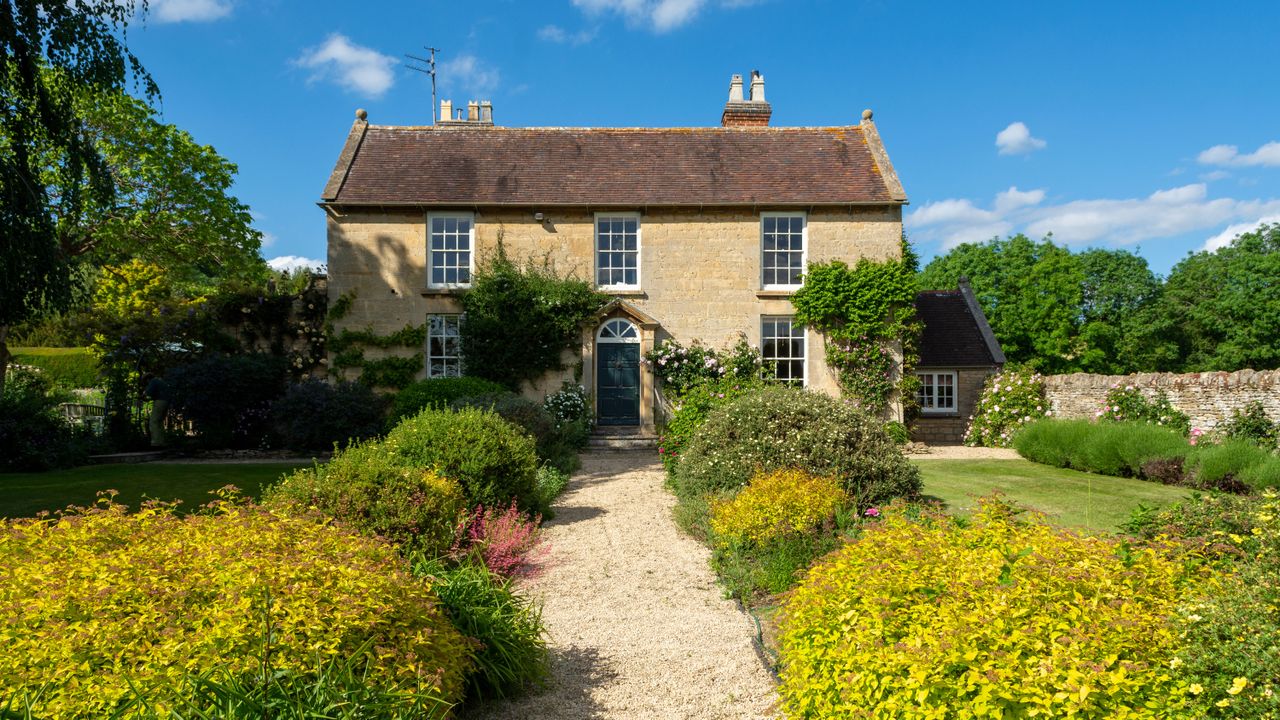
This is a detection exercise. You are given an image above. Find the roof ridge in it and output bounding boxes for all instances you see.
[367,124,866,132]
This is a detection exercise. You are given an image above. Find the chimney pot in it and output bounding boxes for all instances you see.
[749,70,766,103]
[480,100,493,123]
[440,99,452,123]
[727,74,744,103]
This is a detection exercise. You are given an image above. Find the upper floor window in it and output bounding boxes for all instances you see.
[761,212,806,289]
[595,214,640,289]
[426,314,463,378]
[428,212,474,288]
[916,371,956,413]
[762,316,806,386]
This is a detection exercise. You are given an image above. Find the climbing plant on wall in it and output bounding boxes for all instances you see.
[325,290,426,390]
[790,239,922,415]
[459,244,608,390]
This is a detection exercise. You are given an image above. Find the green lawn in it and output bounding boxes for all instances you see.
[914,458,1193,533]
[0,462,311,520]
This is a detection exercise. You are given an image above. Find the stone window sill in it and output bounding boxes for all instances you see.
[756,289,797,298]
[918,412,961,419]
[420,288,466,297]
[604,289,647,299]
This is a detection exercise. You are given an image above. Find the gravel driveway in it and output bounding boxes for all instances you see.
[466,451,777,720]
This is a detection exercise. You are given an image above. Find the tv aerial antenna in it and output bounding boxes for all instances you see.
[405,47,440,124]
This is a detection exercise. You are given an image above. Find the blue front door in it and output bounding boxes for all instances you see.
[597,343,640,426]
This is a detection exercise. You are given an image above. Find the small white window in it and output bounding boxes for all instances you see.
[598,318,639,342]
[761,212,806,289]
[761,316,806,385]
[916,372,957,413]
[426,314,463,378]
[428,212,474,288]
[595,214,640,289]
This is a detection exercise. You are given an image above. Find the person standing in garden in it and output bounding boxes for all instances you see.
[143,373,171,448]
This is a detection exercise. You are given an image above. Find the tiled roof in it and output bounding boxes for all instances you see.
[916,288,1005,368]
[322,124,905,206]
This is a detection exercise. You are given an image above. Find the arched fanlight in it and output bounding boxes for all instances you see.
[598,318,639,342]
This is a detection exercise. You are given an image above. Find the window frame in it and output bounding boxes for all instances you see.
[760,211,808,290]
[760,315,808,387]
[425,313,464,378]
[916,371,958,414]
[593,211,642,291]
[426,211,476,289]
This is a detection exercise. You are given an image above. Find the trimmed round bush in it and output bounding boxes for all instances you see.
[265,440,467,556]
[777,499,1194,718]
[451,392,559,462]
[391,376,509,423]
[709,469,848,549]
[0,494,473,718]
[385,407,540,512]
[672,386,920,508]
[272,378,387,450]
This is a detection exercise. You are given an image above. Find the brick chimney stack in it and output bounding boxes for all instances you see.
[721,70,771,127]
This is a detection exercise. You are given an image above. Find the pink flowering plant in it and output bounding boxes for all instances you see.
[964,367,1049,447]
[452,502,549,581]
[645,335,764,396]
[825,336,897,414]
[1096,385,1191,436]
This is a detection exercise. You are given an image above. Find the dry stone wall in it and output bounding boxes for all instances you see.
[1044,370,1280,430]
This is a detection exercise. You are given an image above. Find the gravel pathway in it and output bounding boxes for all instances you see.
[466,451,777,720]
[906,445,1021,460]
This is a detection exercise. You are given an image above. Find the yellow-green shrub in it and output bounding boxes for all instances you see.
[777,499,1194,719]
[709,469,848,548]
[0,493,473,718]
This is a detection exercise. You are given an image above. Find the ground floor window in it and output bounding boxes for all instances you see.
[916,371,956,412]
[427,314,463,378]
[761,316,805,385]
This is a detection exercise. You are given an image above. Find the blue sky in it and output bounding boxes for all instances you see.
[123,0,1280,276]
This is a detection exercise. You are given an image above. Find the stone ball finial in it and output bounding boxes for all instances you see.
[861,108,873,121]
[355,108,368,121]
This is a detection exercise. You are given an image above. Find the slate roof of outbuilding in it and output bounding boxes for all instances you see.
[321,124,906,207]
[916,286,1006,368]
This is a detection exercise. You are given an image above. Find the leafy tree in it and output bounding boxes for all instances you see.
[1075,248,1161,374]
[1147,224,1280,372]
[918,235,1083,372]
[1,0,155,393]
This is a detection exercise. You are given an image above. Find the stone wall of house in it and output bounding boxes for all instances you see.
[1044,370,1280,430]
[325,206,903,416]
[912,368,995,444]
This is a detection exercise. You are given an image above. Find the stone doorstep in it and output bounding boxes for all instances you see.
[589,427,658,450]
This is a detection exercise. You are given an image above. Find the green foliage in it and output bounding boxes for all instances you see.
[451,393,576,473]
[672,386,921,508]
[391,376,510,423]
[1076,248,1163,374]
[1015,419,1189,479]
[1218,401,1280,450]
[542,381,590,426]
[790,249,921,413]
[534,465,570,515]
[657,376,768,473]
[270,379,387,451]
[1186,440,1278,492]
[776,499,1195,718]
[919,234,1086,372]
[1097,384,1191,435]
[409,556,549,701]
[459,245,608,389]
[883,420,910,445]
[166,353,288,449]
[1,0,158,382]
[1126,490,1280,720]
[0,493,472,718]
[0,367,87,472]
[8,347,98,388]
[384,408,540,512]
[711,531,845,604]
[709,469,850,549]
[963,367,1049,447]
[328,324,426,352]
[645,335,765,396]
[266,442,467,558]
[358,355,423,391]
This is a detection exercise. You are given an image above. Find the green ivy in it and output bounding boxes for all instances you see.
[790,239,922,415]
[359,355,423,390]
[328,324,426,353]
[459,244,608,390]
[324,290,427,388]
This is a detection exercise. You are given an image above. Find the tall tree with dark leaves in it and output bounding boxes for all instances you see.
[1076,248,1162,374]
[0,0,155,392]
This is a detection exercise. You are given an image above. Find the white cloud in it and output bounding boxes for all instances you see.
[537,24,597,44]
[268,256,326,273]
[995,121,1047,156]
[1201,215,1280,252]
[908,183,1280,251]
[148,0,232,22]
[439,54,500,96]
[571,0,750,31]
[1200,169,1231,182]
[294,34,396,99]
[260,231,277,249]
[1197,141,1280,168]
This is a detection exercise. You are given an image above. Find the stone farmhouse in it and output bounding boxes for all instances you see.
[321,72,922,435]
